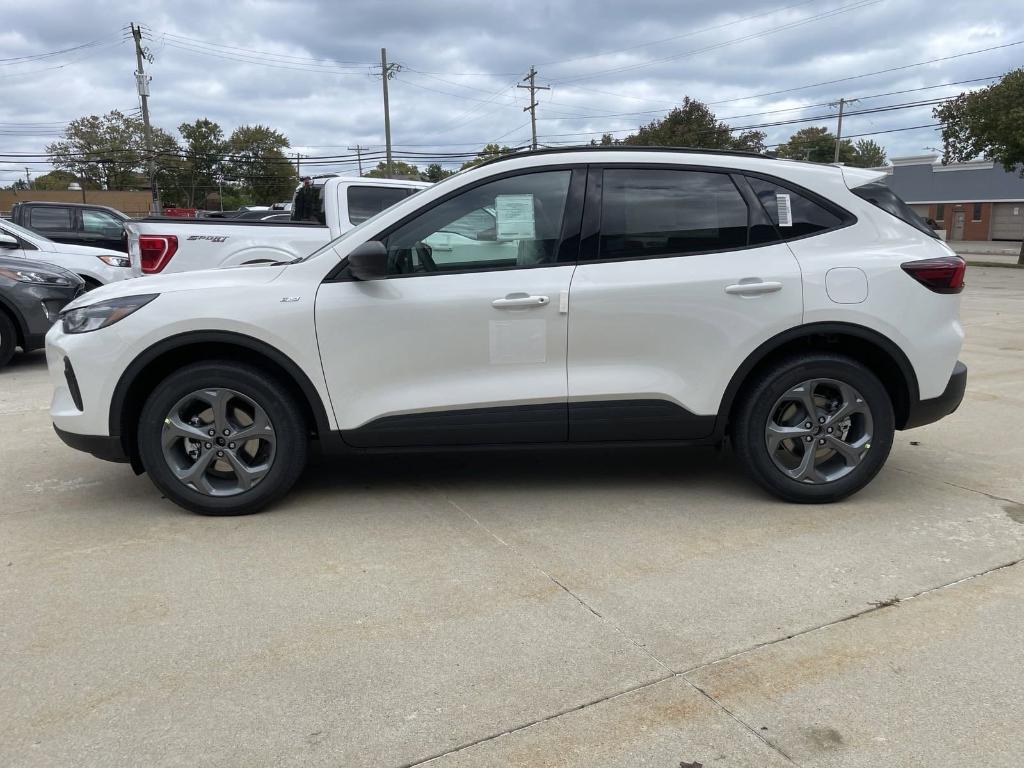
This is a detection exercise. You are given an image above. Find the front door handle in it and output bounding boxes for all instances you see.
[492,295,550,308]
[724,280,783,296]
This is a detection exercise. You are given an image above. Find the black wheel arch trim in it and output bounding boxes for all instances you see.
[108,330,334,440]
[716,321,921,435]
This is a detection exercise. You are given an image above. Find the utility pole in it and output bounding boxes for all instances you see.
[131,23,159,214]
[294,152,305,177]
[831,97,858,163]
[378,48,400,178]
[517,65,550,150]
[347,145,365,176]
[24,168,31,189]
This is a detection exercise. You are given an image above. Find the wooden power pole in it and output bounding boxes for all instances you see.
[517,66,550,150]
[131,23,159,214]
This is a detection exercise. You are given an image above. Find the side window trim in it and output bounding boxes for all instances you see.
[324,165,586,282]
[579,163,753,264]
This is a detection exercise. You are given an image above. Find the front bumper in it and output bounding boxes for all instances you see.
[14,282,83,353]
[53,425,128,463]
[902,360,967,430]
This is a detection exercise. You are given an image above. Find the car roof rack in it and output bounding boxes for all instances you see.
[476,144,777,169]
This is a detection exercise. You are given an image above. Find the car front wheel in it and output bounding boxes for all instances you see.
[137,361,308,515]
[732,353,895,503]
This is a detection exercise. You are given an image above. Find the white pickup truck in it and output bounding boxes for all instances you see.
[125,176,429,275]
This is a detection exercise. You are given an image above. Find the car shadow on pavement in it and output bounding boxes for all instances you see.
[292,444,765,504]
[1,349,47,373]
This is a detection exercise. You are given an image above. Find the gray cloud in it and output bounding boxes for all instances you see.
[2,0,1023,184]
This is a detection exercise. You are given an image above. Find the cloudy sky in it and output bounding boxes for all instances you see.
[1,0,1023,184]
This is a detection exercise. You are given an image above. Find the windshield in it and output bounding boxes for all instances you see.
[284,184,435,264]
[0,217,48,244]
[851,182,938,239]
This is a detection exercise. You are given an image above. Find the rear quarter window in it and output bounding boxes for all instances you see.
[746,177,846,239]
[851,182,939,238]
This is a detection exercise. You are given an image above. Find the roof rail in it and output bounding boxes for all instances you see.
[475,144,776,169]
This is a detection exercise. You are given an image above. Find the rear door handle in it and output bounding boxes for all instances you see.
[724,280,783,296]
[492,295,550,308]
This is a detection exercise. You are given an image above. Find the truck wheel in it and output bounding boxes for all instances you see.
[137,361,308,515]
[0,311,16,368]
[731,353,894,503]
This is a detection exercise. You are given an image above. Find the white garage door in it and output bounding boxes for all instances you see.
[992,203,1024,240]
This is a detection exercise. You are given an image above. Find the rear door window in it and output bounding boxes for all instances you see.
[28,207,73,231]
[347,186,415,225]
[746,177,845,238]
[597,169,749,260]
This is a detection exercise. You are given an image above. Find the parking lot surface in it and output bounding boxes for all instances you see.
[2,267,1022,767]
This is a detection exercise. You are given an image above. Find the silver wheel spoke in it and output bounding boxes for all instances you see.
[824,434,869,467]
[786,444,820,483]
[233,407,274,442]
[766,422,812,451]
[223,451,270,491]
[172,450,217,494]
[788,380,820,422]
[162,414,208,449]
[201,388,233,434]
[827,382,868,423]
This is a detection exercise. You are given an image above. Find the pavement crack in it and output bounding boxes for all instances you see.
[442,492,673,675]
[682,678,802,766]
[396,673,676,768]
[889,465,1024,506]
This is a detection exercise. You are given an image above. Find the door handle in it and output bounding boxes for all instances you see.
[492,295,550,308]
[724,280,783,296]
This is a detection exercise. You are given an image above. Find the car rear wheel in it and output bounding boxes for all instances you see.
[137,361,308,515]
[0,311,16,368]
[732,353,894,503]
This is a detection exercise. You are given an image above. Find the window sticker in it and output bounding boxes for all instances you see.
[776,193,793,227]
[495,194,536,240]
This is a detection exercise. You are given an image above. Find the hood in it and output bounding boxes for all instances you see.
[42,240,125,259]
[62,262,286,311]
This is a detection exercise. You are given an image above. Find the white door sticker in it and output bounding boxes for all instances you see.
[776,193,793,227]
[495,194,536,240]
[489,319,546,364]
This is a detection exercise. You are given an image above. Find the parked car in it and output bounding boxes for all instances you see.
[0,255,83,368]
[124,176,429,275]
[8,201,130,252]
[0,219,132,289]
[47,147,966,516]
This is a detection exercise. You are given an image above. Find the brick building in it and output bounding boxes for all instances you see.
[879,155,1024,242]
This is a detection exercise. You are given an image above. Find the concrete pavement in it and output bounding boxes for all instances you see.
[1,267,1022,767]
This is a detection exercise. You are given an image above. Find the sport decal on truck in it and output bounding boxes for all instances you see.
[186,235,229,242]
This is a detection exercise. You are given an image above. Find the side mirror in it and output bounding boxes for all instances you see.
[0,233,18,248]
[347,240,389,281]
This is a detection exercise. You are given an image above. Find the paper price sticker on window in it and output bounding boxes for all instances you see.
[776,193,793,227]
[495,194,536,240]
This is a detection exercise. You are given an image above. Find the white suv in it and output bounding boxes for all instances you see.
[45,148,966,515]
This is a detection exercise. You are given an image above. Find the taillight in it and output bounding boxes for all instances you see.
[900,256,966,294]
[138,235,177,274]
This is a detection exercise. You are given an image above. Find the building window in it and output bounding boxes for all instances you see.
[972,202,983,222]
[935,204,945,221]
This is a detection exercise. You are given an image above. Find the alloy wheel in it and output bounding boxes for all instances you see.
[161,388,276,496]
[764,378,873,484]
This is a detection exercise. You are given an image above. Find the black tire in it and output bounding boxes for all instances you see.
[0,310,16,368]
[137,361,308,515]
[731,353,894,503]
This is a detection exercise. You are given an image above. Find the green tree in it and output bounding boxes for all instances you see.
[423,162,455,182]
[4,178,29,191]
[775,126,855,164]
[45,109,148,189]
[937,68,1024,262]
[852,138,887,168]
[589,133,617,146]
[459,143,518,170]
[364,160,422,179]
[31,170,82,190]
[934,69,1024,173]
[175,118,225,207]
[224,125,297,204]
[620,97,766,151]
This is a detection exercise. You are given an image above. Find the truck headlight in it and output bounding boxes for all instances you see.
[61,294,158,334]
[0,266,74,286]
[97,254,131,268]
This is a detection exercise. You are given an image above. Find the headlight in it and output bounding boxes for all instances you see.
[61,294,158,334]
[98,254,131,268]
[0,266,73,286]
